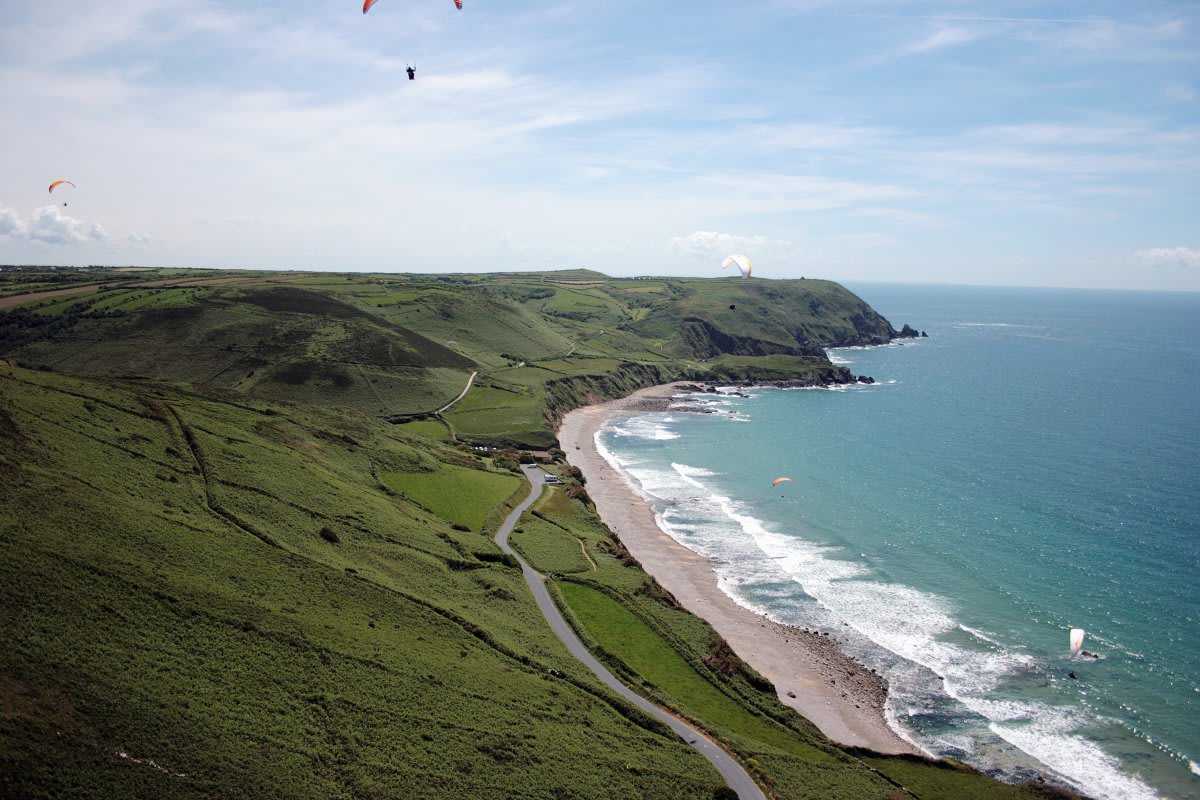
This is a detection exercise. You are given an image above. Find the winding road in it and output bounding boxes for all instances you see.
[495,465,766,800]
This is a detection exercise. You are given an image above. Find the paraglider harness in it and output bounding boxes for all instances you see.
[406,64,416,80]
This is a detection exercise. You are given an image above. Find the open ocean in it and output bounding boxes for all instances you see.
[595,283,1200,800]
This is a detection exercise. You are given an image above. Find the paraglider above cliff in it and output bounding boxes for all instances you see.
[363,0,461,12]
[722,254,752,279]
[48,180,76,206]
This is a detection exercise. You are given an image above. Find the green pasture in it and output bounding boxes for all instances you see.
[381,462,523,532]
[396,418,451,441]
[559,582,835,760]
[511,515,595,576]
[487,364,566,386]
[0,366,728,799]
[443,385,552,447]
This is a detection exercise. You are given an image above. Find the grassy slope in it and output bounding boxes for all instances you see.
[626,279,897,353]
[1,269,894,446]
[0,366,725,799]
[1,280,476,418]
[381,463,523,532]
[0,268,1067,800]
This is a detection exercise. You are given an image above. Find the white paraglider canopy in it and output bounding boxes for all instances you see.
[1070,628,1085,658]
[721,254,752,278]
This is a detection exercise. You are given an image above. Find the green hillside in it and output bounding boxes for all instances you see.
[0,367,725,799]
[1,267,1066,800]
[1,268,915,446]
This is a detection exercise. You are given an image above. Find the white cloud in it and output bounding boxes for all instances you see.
[694,173,911,213]
[1135,247,1200,269]
[1163,83,1198,103]
[128,232,153,245]
[904,24,988,54]
[0,206,109,245]
[833,231,900,248]
[671,230,795,260]
[0,207,27,237]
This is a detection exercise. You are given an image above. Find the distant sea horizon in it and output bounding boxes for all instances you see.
[596,283,1200,800]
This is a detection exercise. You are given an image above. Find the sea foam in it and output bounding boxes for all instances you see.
[597,430,1164,799]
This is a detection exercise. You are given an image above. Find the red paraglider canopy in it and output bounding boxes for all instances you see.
[364,0,461,11]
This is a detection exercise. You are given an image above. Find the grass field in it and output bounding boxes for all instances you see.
[381,463,523,532]
[0,365,729,799]
[397,418,452,441]
[559,582,835,761]
[0,268,1055,800]
[443,385,553,447]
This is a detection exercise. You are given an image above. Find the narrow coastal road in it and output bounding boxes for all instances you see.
[436,370,477,414]
[495,465,766,800]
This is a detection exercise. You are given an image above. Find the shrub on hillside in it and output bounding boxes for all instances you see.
[493,456,520,472]
[318,526,340,544]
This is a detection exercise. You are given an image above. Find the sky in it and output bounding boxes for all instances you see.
[1,0,1198,290]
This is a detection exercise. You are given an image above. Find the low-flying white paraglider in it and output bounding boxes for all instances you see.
[1069,628,1085,659]
[722,254,752,279]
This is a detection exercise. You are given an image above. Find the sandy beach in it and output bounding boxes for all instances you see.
[559,383,921,756]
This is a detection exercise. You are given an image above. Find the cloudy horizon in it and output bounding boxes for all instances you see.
[1,0,1197,290]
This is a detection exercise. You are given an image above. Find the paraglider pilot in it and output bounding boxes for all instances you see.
[406,65,416,80]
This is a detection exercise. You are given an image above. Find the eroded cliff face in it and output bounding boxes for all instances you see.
[544,363,676,429]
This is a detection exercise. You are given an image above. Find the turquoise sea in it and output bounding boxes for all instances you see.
[596,284,1200,800]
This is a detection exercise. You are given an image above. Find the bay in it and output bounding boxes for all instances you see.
[597,284,1200,799]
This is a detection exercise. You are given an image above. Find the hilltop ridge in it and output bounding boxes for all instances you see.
[0,268,918,447]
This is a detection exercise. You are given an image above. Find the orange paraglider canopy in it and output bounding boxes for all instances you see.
[48,180,76,193]
[364,0,460,11]
[771,477,793,487]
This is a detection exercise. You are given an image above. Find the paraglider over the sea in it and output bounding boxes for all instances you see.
[1069,628,1099,660]
[722,254,752,279]
[48,180,76,206]
[771,477,793,487]
[1070,628,1085,658]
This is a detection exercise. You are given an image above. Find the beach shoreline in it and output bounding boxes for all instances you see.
[559,382,922,756]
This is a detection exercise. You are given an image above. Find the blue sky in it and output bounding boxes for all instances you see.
[1,0,1197,289]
